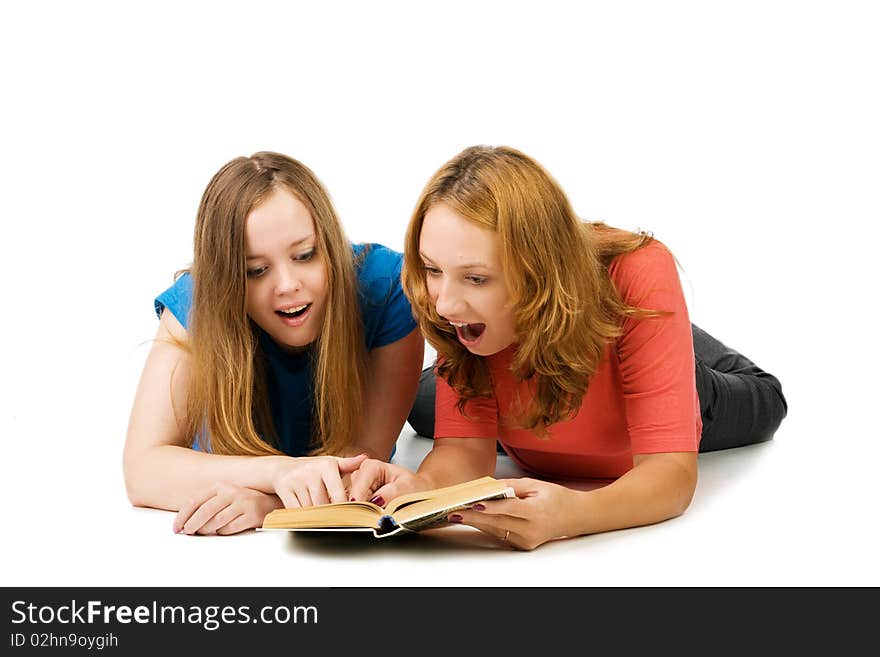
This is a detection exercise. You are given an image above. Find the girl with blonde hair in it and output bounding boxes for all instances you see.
[351,145,787,549]
[125,152,423,535]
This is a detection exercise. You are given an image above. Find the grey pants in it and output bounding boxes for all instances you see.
[406,324,788,453]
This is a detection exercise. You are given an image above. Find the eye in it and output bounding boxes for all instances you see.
[247,266,267,279]
[294,248,316,262]
[422,264,442,277]
[466,275,488,286]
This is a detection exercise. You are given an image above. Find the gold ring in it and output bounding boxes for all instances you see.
[503,529,510,541]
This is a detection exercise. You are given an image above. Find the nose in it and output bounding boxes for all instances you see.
[273,263,302,295]
[433,278,466,319]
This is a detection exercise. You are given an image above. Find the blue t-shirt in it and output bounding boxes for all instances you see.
[154,243,416,456]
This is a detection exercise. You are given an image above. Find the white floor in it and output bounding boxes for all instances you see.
[4,405,877,587]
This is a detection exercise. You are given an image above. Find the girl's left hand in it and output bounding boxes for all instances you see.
[448,478,579,550]
[174,483,283,536]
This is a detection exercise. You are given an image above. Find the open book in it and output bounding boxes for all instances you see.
[260,476,515,538]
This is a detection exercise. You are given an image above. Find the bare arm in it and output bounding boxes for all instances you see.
[348,328,424,460]
[123,310,293,511]
[564,451,698,535]
[349,435,497,502]
[416,436,498,488]
[454,451,698,550]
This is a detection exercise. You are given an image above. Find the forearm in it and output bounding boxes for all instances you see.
[354,329,424,462]
[341,444,390,461]
[124,444,286,512]
[565,454,698,537]
[417,442,497,489]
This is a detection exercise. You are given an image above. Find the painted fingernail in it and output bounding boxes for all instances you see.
[349,497,356,502]
[448,514,463,523]
[473,503,486,511]
[370,496,385,506]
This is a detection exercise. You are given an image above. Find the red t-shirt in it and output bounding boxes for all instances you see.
[434,240,702,480]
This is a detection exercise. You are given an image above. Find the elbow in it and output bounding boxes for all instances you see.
[671,492,694,519]
[123,471,146,508]
[671,467,698,518]
[125,488,148,510]
[633,452,698,520]
[122,449,151,508]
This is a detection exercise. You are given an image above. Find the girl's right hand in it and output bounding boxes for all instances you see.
[348,459,433,506]
[174,483,283,536]
[270,454,368,508]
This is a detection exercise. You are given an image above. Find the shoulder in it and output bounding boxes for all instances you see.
[352,243,405,306]
[154,271,193,329]
[353,242,404,281]
[608,238,675,277]
[607,239,681,303]
[352,243,416,348]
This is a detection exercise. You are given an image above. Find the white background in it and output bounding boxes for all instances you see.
[2,1,877,586]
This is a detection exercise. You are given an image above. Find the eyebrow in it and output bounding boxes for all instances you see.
[247,236,315,261]
[419,251,493,270]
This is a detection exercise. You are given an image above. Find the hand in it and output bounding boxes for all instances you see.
[271,454,369,508]
[449,478,578,550]
[174,483,283,536]
[348,459,432,506]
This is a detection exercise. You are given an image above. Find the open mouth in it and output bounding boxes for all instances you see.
[450,322,486,343]
[276,303,311,319]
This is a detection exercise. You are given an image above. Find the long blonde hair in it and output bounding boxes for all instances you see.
[181,152,367,456]
[402,145,659,435]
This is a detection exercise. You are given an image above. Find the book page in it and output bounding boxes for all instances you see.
[394,486,515,531]
[385,476,500,515]
[261,500,383,530]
